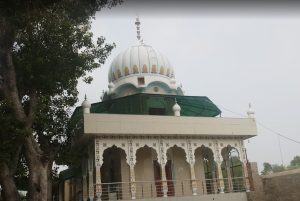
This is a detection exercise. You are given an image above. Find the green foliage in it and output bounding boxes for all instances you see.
[221,156,243,178]
[290,156,300,167]
[271,164,285,173]
[0,0,121,199]
[261,162,272,175]
[261,156,300,175]
[0,100,24,165]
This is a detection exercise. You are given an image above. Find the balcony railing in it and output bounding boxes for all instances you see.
[95,177,248,200]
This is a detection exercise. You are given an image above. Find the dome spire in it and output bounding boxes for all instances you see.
[135,16,143,44]
[82,94,91,114]
[247,103,255,118]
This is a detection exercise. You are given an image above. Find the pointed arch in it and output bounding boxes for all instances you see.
[151,65,157,73]
[133,65,139,74]
[117,69,122,78]
[159,66,165,75]
[142,64,148,73]
[124,67,130,76]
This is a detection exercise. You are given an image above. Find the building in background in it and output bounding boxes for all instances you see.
[57,18,257,201]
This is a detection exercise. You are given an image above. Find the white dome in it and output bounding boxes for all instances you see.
[172,102,181,112]
[81,99,91,109]
[108,44,175,83]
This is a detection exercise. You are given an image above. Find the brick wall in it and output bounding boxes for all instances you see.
[247,162,300,201]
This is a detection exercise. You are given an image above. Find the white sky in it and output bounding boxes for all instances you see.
[77,2,300,172]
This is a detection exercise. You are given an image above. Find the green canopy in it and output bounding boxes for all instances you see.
[73,93,221,118]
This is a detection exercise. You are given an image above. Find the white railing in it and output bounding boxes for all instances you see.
[94,177,249,200]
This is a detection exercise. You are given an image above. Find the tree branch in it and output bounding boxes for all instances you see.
[26,90,38,127]
[0,18,28,125]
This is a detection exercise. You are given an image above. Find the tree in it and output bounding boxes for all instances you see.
[271,164,285,173]
[0,100,23,201]
[290,156,300,167]
[261,162,272,175]
[0,0,121,200]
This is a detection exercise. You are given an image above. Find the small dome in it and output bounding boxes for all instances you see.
[108,44,174,83]
[81,95,91,109]
[172,102,181,112]
[172,100,181,117]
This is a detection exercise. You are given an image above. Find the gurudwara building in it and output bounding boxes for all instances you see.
[57,18,257,201]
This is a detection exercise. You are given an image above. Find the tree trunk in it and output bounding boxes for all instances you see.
[26,157,49,201]
[24,137,50,201]
[47,162,53,201]
[0,163,20,201]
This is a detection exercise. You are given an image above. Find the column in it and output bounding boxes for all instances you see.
[209,156,218,194]
[128,139,137,199]
[189,163,198,195]
[243,162,250,192]
[159,139,168,197]
[240,147,250,192]
[130,165,136,199]
[187,140,197,195]
[95,139,102,201]
[88,146,95,200]
[214,141,225,193]
[216,162,225,193]
[82,161,88,201]
[88,171,94,200]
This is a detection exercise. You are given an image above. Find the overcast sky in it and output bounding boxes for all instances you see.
[77,1,300,171]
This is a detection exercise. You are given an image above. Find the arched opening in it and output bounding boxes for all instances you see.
[101,146,129,200]
[151,65,157,73]
[221,146,244,192]
[135,146,160,198]
[124,67,129,76]
[133,65,139,74]
[194,146,217,195]
[166,145,190,197]
[142,64,148,73]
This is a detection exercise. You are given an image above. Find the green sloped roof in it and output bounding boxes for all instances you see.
[73,93,221,118]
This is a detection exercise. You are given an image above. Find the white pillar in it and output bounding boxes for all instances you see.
[95,139,102,201]
[189,162,198,195]
[82,159,88,201]
[240,147,250,192]
[130,165,136,199]
[158,139,168,197]
[187,140,197,196]
[242,162,250,192]
[216,162,225,193]
[88,171,94,200]
[128,139,137,199]
[87,145,95,200]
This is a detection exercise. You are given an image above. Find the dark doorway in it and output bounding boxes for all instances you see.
[101,146,124,200]
[153,160,162,197]
[165,160,175,196]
